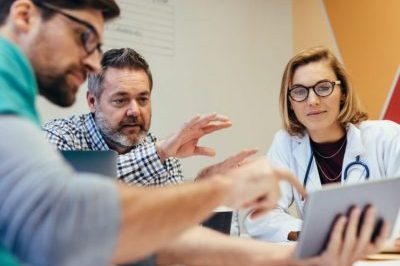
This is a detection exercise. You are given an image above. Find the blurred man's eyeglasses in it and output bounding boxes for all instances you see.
[288,80,341,102]
[34,1,103,56]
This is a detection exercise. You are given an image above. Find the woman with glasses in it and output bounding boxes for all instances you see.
[245,46,400,243]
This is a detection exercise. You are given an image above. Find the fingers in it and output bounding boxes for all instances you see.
[196,149,258,180]
[311,207,389,266]
[248,194,279,219]
[350,206,390,261]
[341,207,362,258]
[372,221,389,252]
[195,113,231,128]
[183,114,202,128]
[273,166,307,198]
[193,114,231,131]
[230,149,259,165]
[178,113,231,142]
[193,146,216,157]
[352,207,375,256]
[245,166,281,218]
[220,148,258,169]
[326,215,347,255]
[201,122,232,133]
[249,206,269,219]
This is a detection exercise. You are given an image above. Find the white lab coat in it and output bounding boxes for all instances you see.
[245,120,400,242]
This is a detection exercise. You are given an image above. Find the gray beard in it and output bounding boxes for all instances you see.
[94,112,146,149]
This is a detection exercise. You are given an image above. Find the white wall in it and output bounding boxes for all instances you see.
[37,0,292,179]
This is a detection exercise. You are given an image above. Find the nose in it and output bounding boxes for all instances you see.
[82,50,102,74]
[126,100,140,117]
[306,89,320,106]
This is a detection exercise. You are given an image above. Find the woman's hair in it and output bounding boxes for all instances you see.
[279,46,368,136]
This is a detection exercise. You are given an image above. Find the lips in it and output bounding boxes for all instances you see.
[307,110,327,116]
[120,123,142,131]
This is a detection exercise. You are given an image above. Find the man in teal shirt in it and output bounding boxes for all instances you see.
[0,1,388,266]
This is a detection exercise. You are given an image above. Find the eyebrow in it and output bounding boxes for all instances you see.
[138,91,151,96]
[68,12,101,39]
[110,91,151,98]
[37,2,101,38]
[291,79,331,88]
[110,92,129,98]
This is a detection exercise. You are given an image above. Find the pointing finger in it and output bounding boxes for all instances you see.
[273,166,306,198]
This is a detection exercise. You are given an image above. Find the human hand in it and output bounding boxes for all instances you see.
[290,206,389,266]
[195,148,258,180]
[219,156,306,217]
[155,113,231,161]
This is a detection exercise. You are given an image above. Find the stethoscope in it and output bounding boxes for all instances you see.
[302,152,370,188]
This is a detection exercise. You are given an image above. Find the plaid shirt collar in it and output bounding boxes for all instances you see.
[84,113,109,150]
[84,113,155,151]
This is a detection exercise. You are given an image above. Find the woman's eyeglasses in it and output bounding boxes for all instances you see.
[288,80,341,102]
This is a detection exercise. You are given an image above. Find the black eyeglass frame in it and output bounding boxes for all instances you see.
[288,80,341,102]
[34,1,103,56]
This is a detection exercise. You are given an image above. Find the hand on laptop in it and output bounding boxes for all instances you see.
[216,156,306,216]
[291,206,389,266]
[196,148,258,180]
[156,113,231,161]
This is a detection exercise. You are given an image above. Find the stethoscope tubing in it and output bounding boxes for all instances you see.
[303,153,370,188]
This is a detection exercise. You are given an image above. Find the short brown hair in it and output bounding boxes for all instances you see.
[279,46,368,136]
[0,0,120,25]
[88,48,153,99]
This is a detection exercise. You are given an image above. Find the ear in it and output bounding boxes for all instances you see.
[9,0,40,34]
[86,91,97,113]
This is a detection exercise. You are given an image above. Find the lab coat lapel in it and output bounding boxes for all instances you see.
[341,124,365,184]
[292,133,322,192]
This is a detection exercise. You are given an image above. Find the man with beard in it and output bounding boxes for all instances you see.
[43,47,235,186]
[0,1,388,266]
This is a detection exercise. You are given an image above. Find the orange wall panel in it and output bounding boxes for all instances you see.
[323,0,400,118]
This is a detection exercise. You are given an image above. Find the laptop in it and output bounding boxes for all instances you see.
[295,177,400,258]
[202,207,233,235]
[62,150,158,266]
[61,150,118,177]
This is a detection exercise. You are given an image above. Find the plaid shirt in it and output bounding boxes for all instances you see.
[42,113,183,186]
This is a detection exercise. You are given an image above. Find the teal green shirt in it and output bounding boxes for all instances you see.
[0,35,33,266]
[0,35,40,125]
[0,247,19,266]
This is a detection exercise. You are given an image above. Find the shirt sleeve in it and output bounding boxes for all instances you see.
[379,121,400,177]
[117,142,183,186]
[0,117,120,266]
[42,120,79,150]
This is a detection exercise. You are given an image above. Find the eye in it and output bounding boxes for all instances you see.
[291,87,307,96]
[315,82,333,94]
[111,98,128,106]
[138,96,150,106]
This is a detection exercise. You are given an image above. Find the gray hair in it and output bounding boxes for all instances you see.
[88,48,153,98]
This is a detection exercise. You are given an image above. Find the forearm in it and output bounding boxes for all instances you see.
[112,177,231,264]
[0,118,120,266]
[156,226,293,266]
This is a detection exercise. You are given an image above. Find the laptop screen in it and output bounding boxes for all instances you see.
[61,150,118,178]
